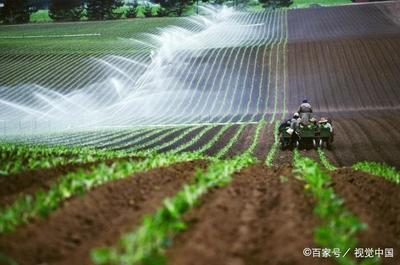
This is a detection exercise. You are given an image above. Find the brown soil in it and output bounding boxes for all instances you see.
[0,160,207,265]
[379,1,400,26]
[0,161,102,207]
[287,3,400,169]
[166,164,334,265]
[331,168,400,265]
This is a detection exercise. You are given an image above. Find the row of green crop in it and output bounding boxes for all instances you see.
[317,148,337,171]
[317,148,399,184]
[215,124,246,158]
[0,151,206,234]
[0,142,134,175]
[265,121,279,166]
[293,150,378,265]
[91,152,255,265]
[353,161,399,184]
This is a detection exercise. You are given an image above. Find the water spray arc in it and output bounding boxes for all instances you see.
[0,6,288,135]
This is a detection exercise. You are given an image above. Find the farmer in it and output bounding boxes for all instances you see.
[309,117,318,130]
[279,119,292,134]
[279,119,292,147]
[298,99,313,122]
[298,99,313,114]
[319,117,332,132]
[319,117,334,142]
[290,112,301,131]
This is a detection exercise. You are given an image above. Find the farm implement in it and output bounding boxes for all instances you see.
[279,116,334,150]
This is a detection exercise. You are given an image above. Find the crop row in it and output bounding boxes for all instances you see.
[265,121,280,166]
[317,148,337,171]
[0,151,206,233]
[91,153,256,265]
[1,10,289,146]
[352,161,399,184]
[0,142,136,175]
[132,11,275,126]
[293,150,376,265]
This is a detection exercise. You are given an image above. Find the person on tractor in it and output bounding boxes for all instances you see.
[279,119,292,148]
[319,117,332,131]
[298,99,313,114]
[298,99,313,122]
[319,117,335,145]
[279,119,292,134]
[309,117,318,130]
[288,112,301,145]
[290,112,301,131]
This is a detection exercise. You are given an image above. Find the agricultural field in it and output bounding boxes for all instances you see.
[0,2,400,265]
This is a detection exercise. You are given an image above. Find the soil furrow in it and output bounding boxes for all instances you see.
[332,168,400,265]
[0,160,207,265]
[166,164,334,265]
[0,161,113,207]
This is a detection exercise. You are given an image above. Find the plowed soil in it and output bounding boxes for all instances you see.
[332,168,400,265]
[0,160,207,265]
[166,164,334,265]
[0,157,141,207]
[1,2,400,265]
[2,162,398,265]
[166,165,400,265]
[286,2,400,169]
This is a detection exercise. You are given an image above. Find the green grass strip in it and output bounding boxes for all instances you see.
[317,148,337,171]
[265,121,279,166]
[352,161,399,184]
[0,152,205,234]
[91,152,256,265]
[293,150,378,265]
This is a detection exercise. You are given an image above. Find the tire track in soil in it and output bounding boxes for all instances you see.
[166,165,334,265]
[0,160,207,265]
[332,169,400,265]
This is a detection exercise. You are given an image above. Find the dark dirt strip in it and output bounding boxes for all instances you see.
[331,114,400,169]
[0,160,207,265]
[273,150,293,166]
[332,169,400,265]
[166,164,334,265]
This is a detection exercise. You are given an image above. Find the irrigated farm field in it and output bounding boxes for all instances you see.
[0,2,400,265]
